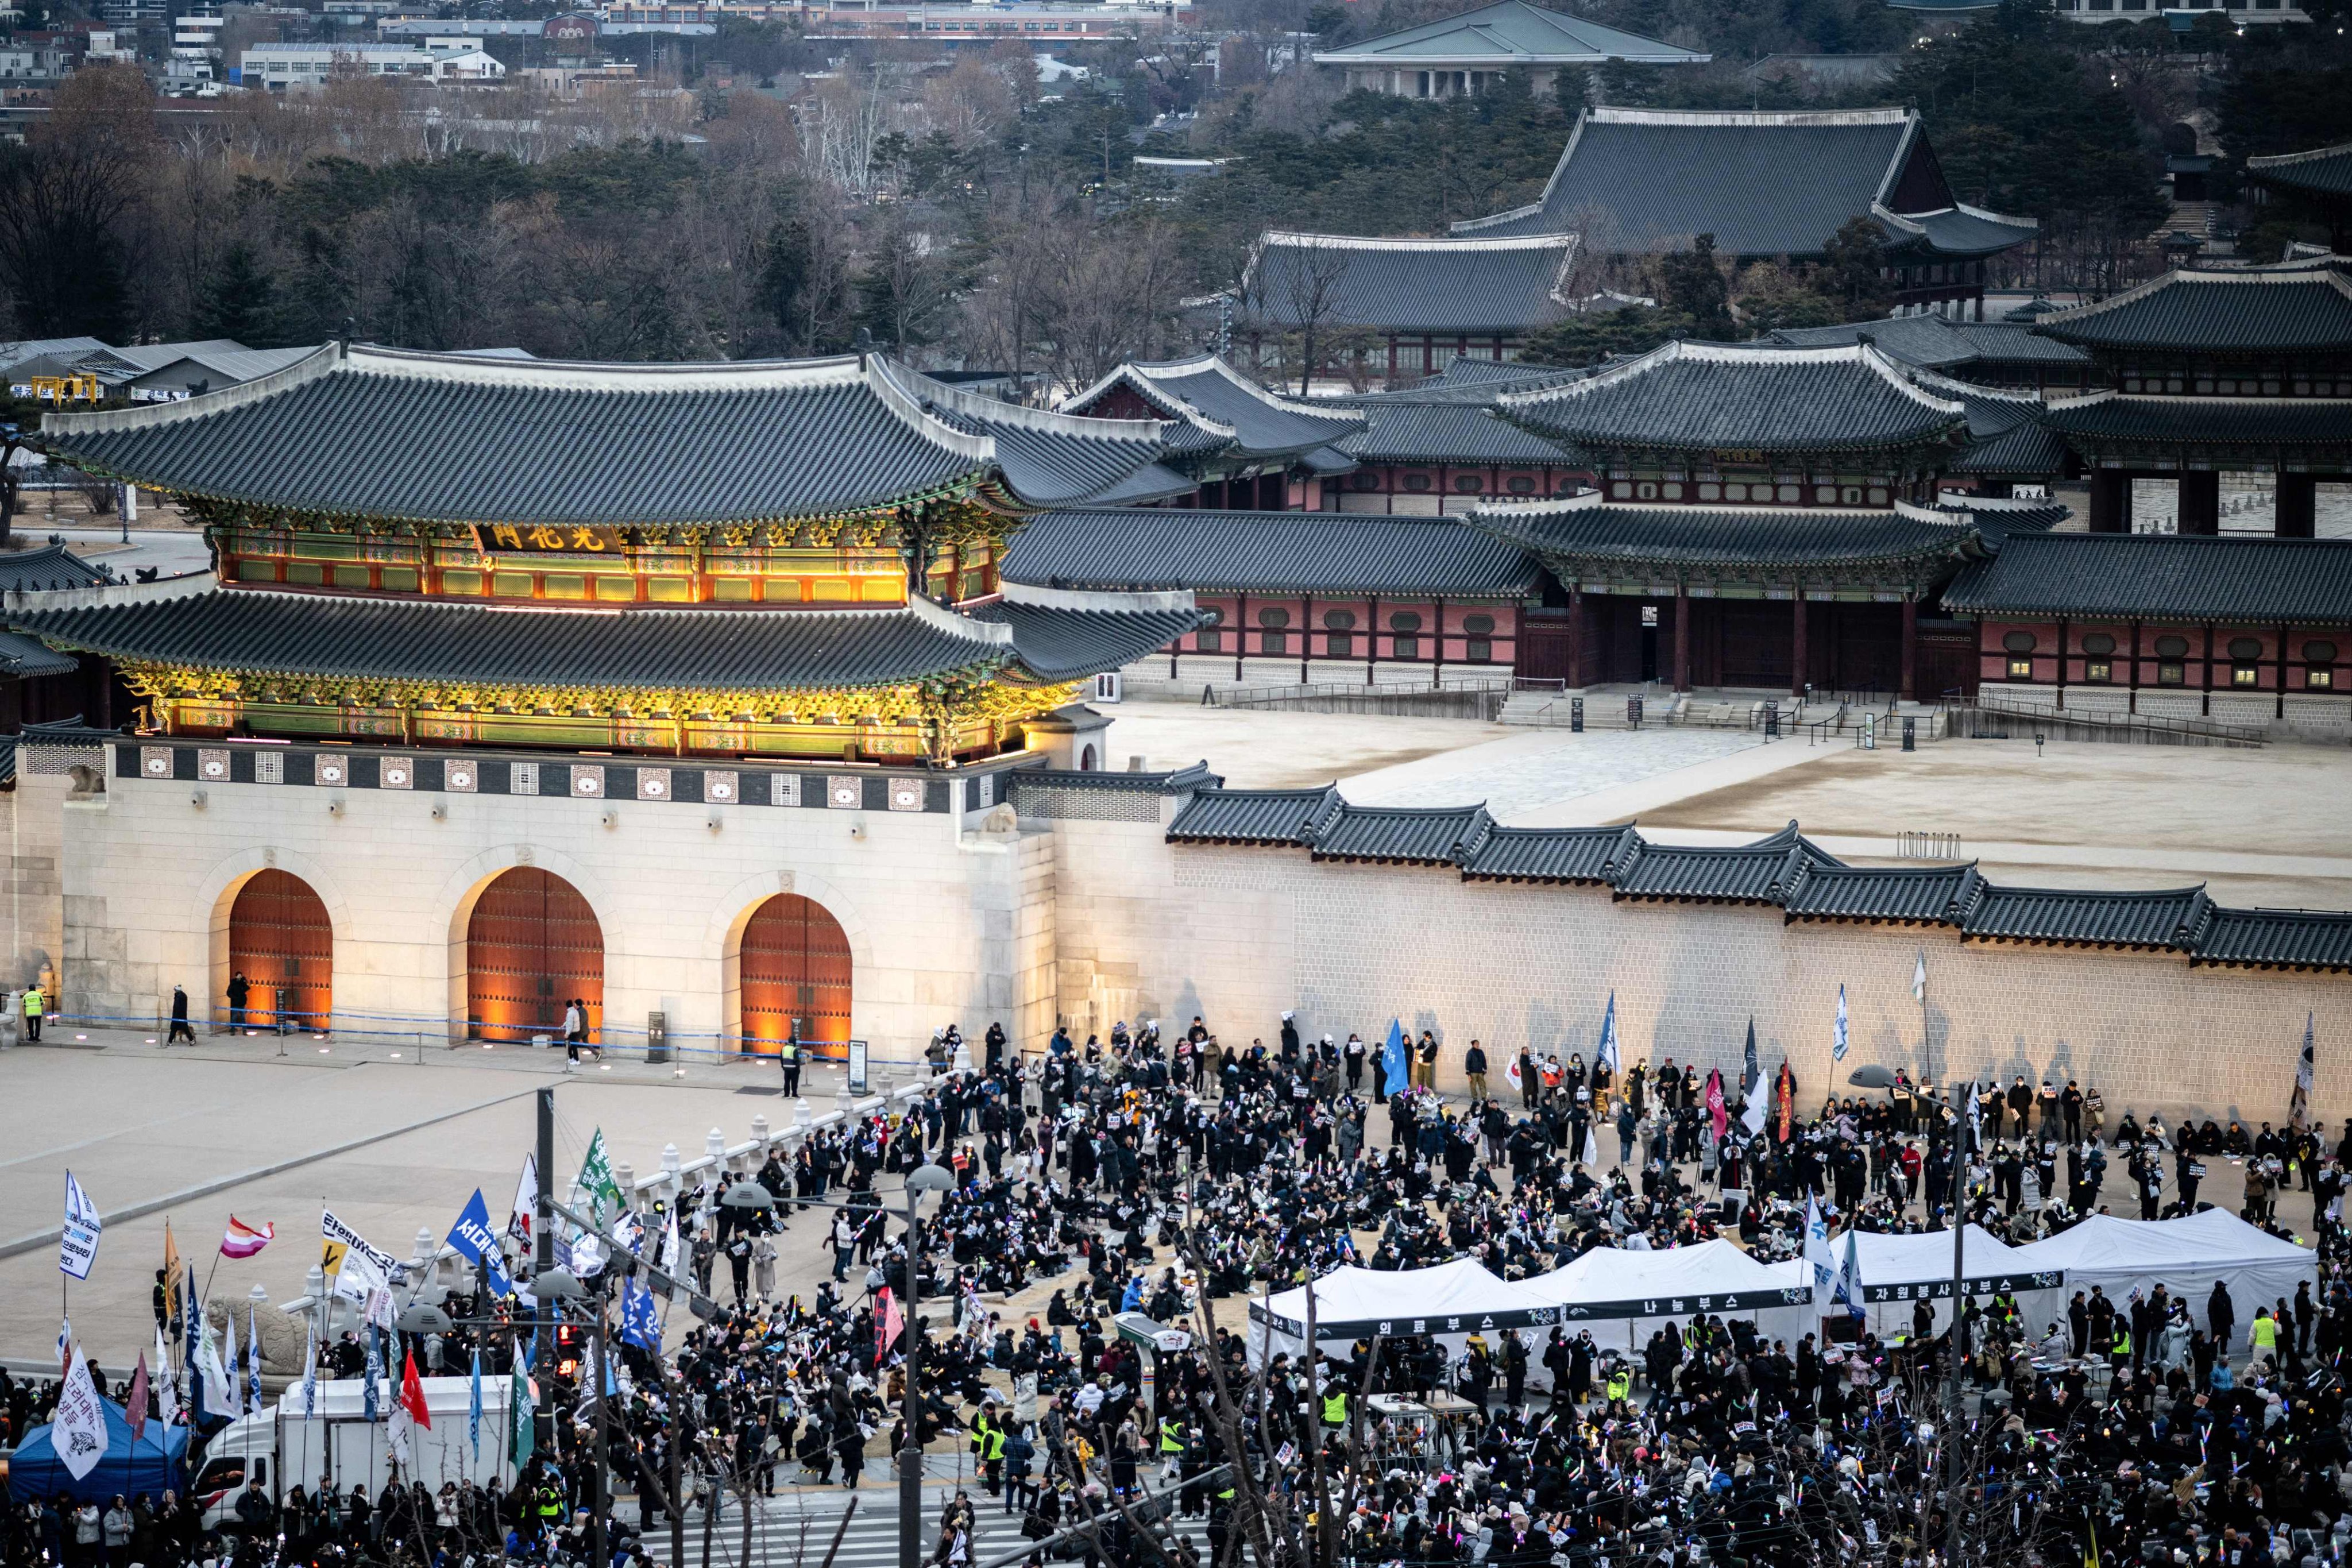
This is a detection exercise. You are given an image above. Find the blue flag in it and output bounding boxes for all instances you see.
[362,1327,382,1422]
[1381,1019,1408,1091]
[469,1349,483,1463]
[1597,992,1620,1075]
[446,1188,517,1297]
[621,1280,661,1351]
[183,1265,201,1419]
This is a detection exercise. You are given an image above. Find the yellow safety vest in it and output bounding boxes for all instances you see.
[780,1040,798,1061]
[1160,1420,1183,1454]
[22,989,41,1017]
[1606,1370,1632,1403]
[1320,1391,1347,1427]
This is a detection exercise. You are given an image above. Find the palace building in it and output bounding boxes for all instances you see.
[18,344,1195,763]
[1452,108,2038,319]
[2030,261,2352,536]
[5,333,2351,1114]
[1,344,1201,1052]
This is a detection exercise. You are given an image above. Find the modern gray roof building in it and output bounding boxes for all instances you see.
[1310,0,1706,100]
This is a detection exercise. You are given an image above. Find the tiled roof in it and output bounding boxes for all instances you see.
[1007,760,1222,795]
[1413,357,1593,393]
[1000,509,1543,597]
[0,628,78,677]
[1165,785,1343,845]
[1068,356,1364,464]
[1932,495,2070,542]
[1332,397,1577,464]
[1782,862,1982,924]
[963,598,1208,681]
[1496,341,1968,455]
[1903,368,2072,480]
[2190,907,2352,972]
[1454,108,2030,262]
[1459,824,1638,883]
[37,344,1088,524]
[0,543,109,593]
[889,364,1170,507]
[2247,143,2352,200]
[1962,885,2211,951]
[2041,394,2352,447]
[1163,806,2352,965]
[1311,803,1495,864]
[8,588,1172,691]
[1611,839,1814,904]
[2033,267,2352,354]
[1074,461,1196,507]
[1941,534,2352,625]
[1311,1,1706,67]
[1469,495,1979,573]
[1245,233,1579,335]
[1766,315,2091,370]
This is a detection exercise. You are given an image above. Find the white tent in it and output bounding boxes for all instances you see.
[1247,1258,1562,1363]
[2005,1210,2318,1333]
[1829,1225,2066,1338]
[1521,1239,1816,1350]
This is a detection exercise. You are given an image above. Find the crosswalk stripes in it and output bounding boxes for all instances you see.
[644,1487,1213,1568]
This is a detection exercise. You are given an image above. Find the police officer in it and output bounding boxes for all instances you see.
[779,1036,801,1097]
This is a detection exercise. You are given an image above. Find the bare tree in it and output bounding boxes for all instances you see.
[1242,233,1354,396]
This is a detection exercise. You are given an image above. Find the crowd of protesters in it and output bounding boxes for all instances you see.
[11,1018,2352,1568]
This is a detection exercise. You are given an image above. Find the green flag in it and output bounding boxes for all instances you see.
[576,1129,621,1229]
[509,1366,535,1467]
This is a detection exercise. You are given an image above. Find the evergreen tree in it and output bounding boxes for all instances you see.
[194,241,281,345]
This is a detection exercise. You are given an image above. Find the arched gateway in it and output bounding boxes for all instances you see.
[466,868,604,1043]
[736,893,852,1055]
[226,870,333,1029]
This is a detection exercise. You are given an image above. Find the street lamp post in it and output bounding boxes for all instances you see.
[899,1164,955,1568]
[529,1268,594,1568]
[1849,1064,1972,1568]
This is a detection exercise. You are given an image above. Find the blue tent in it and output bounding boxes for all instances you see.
[6,1396,190,1505]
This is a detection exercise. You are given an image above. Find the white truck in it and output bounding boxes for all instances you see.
[194,1376,516,1528]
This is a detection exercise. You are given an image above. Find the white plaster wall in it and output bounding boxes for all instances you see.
[1049,820,2352,1127]
[59,767,1033,1060]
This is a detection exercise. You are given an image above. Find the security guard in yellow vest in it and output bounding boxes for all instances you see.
[1160,1416,1185,1455]
[1605,1367,1633,1405]
[1320,1386,1348,1429]
[779,1037,801,1096]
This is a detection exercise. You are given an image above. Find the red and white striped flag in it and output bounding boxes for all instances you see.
[219,1216,275,1258]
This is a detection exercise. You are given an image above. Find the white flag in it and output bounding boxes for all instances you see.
[1911,951,1927,1004]
[510,1154,538,1248]
[198,1314,240,1420]
[1579,1125,1600,1168]
[53,1348,111,1480]
[323,1209,396,1321]
[1832,984,1849,1064]
[1801,1196,1835,1304]
[153,1327,178,1426]
[60,1172,102,1281]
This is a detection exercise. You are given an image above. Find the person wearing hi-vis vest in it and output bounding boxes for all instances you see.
[1320,1381,1348,1430]
[20,982,41,1041]
[779,1035,801,1096]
